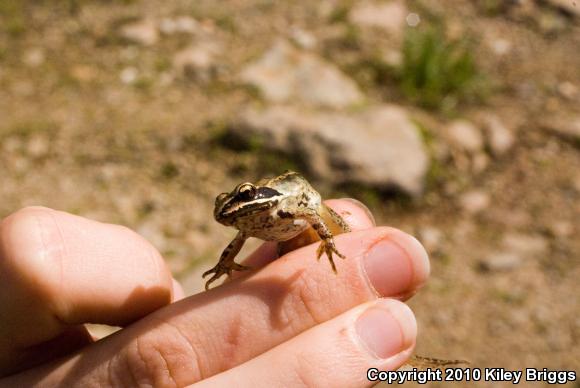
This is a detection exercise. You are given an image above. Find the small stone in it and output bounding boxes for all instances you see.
[418,226,444,253]
[173,42,222,82]
[240,40,364,108]
[479,252,523,272]
[471,152,490,173]
[120,67,138,84]
[26,135,50,158]
[159,16,198,35]
[482,114,515,156]
[22,48,45,67]
[405,13,421,27]
[459,190,490,214]
[490,39,512,56]
[289,26,317,49]
[349,0,408,39]
[542,116,580,143]
[120,19,159,46]
[446,120,484,154]
[547,221,574,238]
[502,233,548,256]
[382,49,403,67]
[537,11,568,35]
[557,81,578,99]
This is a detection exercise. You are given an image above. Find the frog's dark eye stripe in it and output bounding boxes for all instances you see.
[254,187,282,200]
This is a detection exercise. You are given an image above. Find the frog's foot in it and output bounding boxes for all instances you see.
[316,239,346,274]
[202,262,251,290]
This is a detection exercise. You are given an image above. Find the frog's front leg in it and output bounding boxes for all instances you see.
[203,232,250,290]
[304,210,347,273]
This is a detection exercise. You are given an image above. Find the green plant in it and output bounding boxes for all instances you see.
[399,26,483,110]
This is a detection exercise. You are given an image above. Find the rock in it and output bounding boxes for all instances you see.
[26,135,50,158]
[471,152,490,173]
[459,190,490,214]
[482,114,515,156]
[557,81,578,99]
[240,40,364,108]
[547,220,574,238]
[22,48,45,67]
[120,19,159,46]
[232,105,428,196]
[537,11,568,35]
[289,26,317,49]
[502,233,548,256]
[418,226,444,253]
[574,175,580,193]
[173,41,222,82]
[489,38,512,56]
[545,0,580,17]
[120,67,138,84]
[159,16,198,35]
[542,116,580,144]
[405,13,421,27]
[446,120,484,154]
[382,49,403,67]
[349,0,407,39]
[479,252,523,272]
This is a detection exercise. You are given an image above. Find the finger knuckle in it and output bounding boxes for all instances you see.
[289,272,327,326]
[116,325,201,388]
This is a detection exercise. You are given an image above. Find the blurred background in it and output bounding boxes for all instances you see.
[0,0,578,385]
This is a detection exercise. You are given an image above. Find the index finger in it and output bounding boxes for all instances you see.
[0,207,174,353]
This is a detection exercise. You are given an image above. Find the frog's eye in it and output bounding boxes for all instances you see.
[238,183,256,200]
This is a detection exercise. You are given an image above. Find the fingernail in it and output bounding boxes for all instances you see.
[356,300,416,359]
[340,198,376,226]
[363,237,413,296]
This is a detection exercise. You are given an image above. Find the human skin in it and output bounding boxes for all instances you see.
[0,199,430,387]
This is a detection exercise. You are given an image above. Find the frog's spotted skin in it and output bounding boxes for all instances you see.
[204,171,346,290]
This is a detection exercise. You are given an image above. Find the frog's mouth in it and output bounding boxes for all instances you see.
[217,199,279,224]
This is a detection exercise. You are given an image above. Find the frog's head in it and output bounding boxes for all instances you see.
[214,182,285,226]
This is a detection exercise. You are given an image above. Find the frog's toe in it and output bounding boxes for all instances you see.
[328,256,337,273]
[334,247,347,260]
[203,272,222,290]
[231,262,252,272]
[316,243,325,261]
[203,265,227,289]
[202,266,218,278]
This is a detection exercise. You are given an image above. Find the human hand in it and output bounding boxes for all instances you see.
[0,200,430,387]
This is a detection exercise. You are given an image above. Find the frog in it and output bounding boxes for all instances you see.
[203,170,350,290]
[204,171,468,370]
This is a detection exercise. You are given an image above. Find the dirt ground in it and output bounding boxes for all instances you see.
[0,1,579,386]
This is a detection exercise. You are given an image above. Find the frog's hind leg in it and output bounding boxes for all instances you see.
[304,209,348,273]
[405,355,469,369]
[203,232,250,290]
[322,204,351,234]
